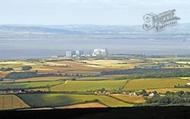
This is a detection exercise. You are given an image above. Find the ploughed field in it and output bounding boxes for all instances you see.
[0,95,29,110]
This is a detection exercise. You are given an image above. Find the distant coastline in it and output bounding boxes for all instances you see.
[0,24,190,59]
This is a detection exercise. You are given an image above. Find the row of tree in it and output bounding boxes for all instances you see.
[101,68,190,78]
[0,67,13,71]
[0,66,32,72]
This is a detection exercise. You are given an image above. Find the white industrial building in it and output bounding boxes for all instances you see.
[92,48,108,57]
[65,51,75,57]
[75,50,84,57]
[65,50,84,58]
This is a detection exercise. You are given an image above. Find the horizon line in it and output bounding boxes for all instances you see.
[0,22,189,26]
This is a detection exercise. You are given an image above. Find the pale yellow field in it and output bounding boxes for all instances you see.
[111,94,145,104]
[0,61,35,68]
[0,61,34,65]
[179,77,190,80]
[176,61,190,64]
[32,60,101,73]
[56,102,107,109]
[0,95,29,110]
[82,59,143,69]
[0,59,144,74]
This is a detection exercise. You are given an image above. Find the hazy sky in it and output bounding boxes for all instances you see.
[0,0,189,25]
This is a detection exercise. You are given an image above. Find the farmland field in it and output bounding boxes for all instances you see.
[124,78,189,90]
[76,75,128,81]
[0,95,29,110]
[0,59,143,75]
[111,94,145,104]
[1,57,190,110]
[0,61,35,68]
[51,80,127,92]
[18,94,133,107]
[15,76,66,82]
[57,102,107,109]
[82,59,144,69]
[32,60,102,73]
[0,81,64,90]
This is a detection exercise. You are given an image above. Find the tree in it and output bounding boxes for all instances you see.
[0,67,13,71]
[22,66,32,71]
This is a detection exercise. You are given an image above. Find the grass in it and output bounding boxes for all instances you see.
[18,93,132,108]
[16,77,65,82]
[0,81,64,90]
[124,78,189,90]
[0,95,29,110]
[51,80,127,92]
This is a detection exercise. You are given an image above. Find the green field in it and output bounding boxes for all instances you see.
[51,80,127,92]
[0,81,64,90]
[1,58,190,109]
[124,78,189,90]
[18,94,133,107]
[15,77,65,82]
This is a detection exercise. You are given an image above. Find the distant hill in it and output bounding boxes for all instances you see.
[0,25,81,34]
[0,23,190,35]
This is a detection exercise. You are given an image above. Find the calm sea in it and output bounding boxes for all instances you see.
[1,38,190,59]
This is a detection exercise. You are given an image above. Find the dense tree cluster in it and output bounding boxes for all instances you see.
[146,91,190,105]
[5,71,40,79]
[101,68,190,78]
[22,66,32,71]
[0,67,13,71]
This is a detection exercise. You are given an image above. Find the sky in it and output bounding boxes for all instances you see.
[0,0,189,25]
